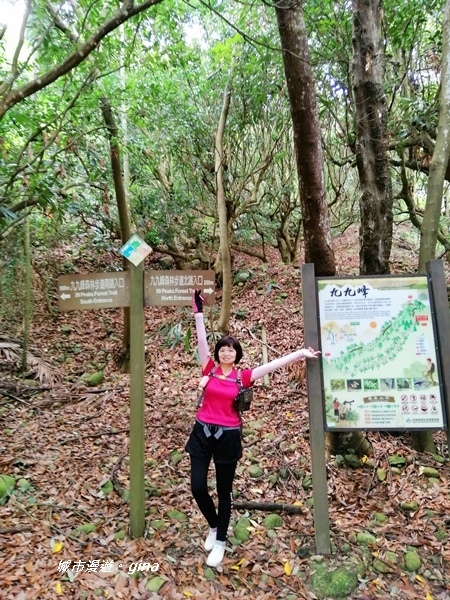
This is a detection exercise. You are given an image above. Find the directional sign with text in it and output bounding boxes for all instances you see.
[58,270,215,310]
[144,270,215,307]
[58,272,130,311]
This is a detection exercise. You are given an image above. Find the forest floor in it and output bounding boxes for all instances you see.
[0,226,450,600]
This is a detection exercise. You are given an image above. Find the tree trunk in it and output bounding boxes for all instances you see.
[120,27,134,228]
[414,0,450,454]
[327,429,374,458]
[352,0,393,275]
[216,75,233,336]
[275,1,335,276]
[418,0,450,271]
[275,1,369,456]
[351,0,397,453]
[100,97,132,372]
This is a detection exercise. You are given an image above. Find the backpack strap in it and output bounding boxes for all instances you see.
[209,368,239,384]
[196,366,217,407]
[197,367,241,407]
[196,366,221,407]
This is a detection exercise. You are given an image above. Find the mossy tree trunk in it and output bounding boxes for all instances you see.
[101,97,132,372]
[352,0,393,275]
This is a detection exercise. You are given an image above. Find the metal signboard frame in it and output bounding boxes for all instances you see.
[301,260,450,556]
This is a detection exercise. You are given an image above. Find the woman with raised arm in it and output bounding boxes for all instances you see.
[185,290,320,568]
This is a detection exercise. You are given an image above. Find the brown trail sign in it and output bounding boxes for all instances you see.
[57,272,130,311]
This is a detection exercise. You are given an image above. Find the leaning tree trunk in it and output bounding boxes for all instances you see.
[419,0,450,272]
[275,0,372,457]
[415,0,450,453]
[216,75,233,336]
[101,97,132,372]
[352,0,393,275]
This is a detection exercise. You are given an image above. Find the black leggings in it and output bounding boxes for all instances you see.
[190,455,237,542]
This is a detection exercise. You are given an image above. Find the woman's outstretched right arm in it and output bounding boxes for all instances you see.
[193,290,210,368]
[250,347,320,383]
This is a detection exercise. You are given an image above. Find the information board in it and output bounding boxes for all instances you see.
[317,275,445,430]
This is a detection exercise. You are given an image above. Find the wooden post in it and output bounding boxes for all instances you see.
[426,260,450,452]
[129,261,146,537]
[301,263,331,554]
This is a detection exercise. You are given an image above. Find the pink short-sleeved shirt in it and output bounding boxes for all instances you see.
[196,358,253,427]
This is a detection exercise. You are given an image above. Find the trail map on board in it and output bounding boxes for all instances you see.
[317,276,445,430]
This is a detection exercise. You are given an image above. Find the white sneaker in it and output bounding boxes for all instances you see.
[204,529,217,551]
[206,542,226,567]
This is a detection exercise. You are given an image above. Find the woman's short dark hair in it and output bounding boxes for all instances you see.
[214,336,243,364]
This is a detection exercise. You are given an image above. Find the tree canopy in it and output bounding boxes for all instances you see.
[0,0,448,270]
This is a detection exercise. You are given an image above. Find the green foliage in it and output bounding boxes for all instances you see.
[0,0,447,274]
[158,322,185,350]
[1,0,300,266]
[0,475,16,503]
[266,281,281,294]
[184,327,191,353]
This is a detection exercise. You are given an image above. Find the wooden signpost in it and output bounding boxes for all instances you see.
[129,261,145,538]
[57,234,215,538]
